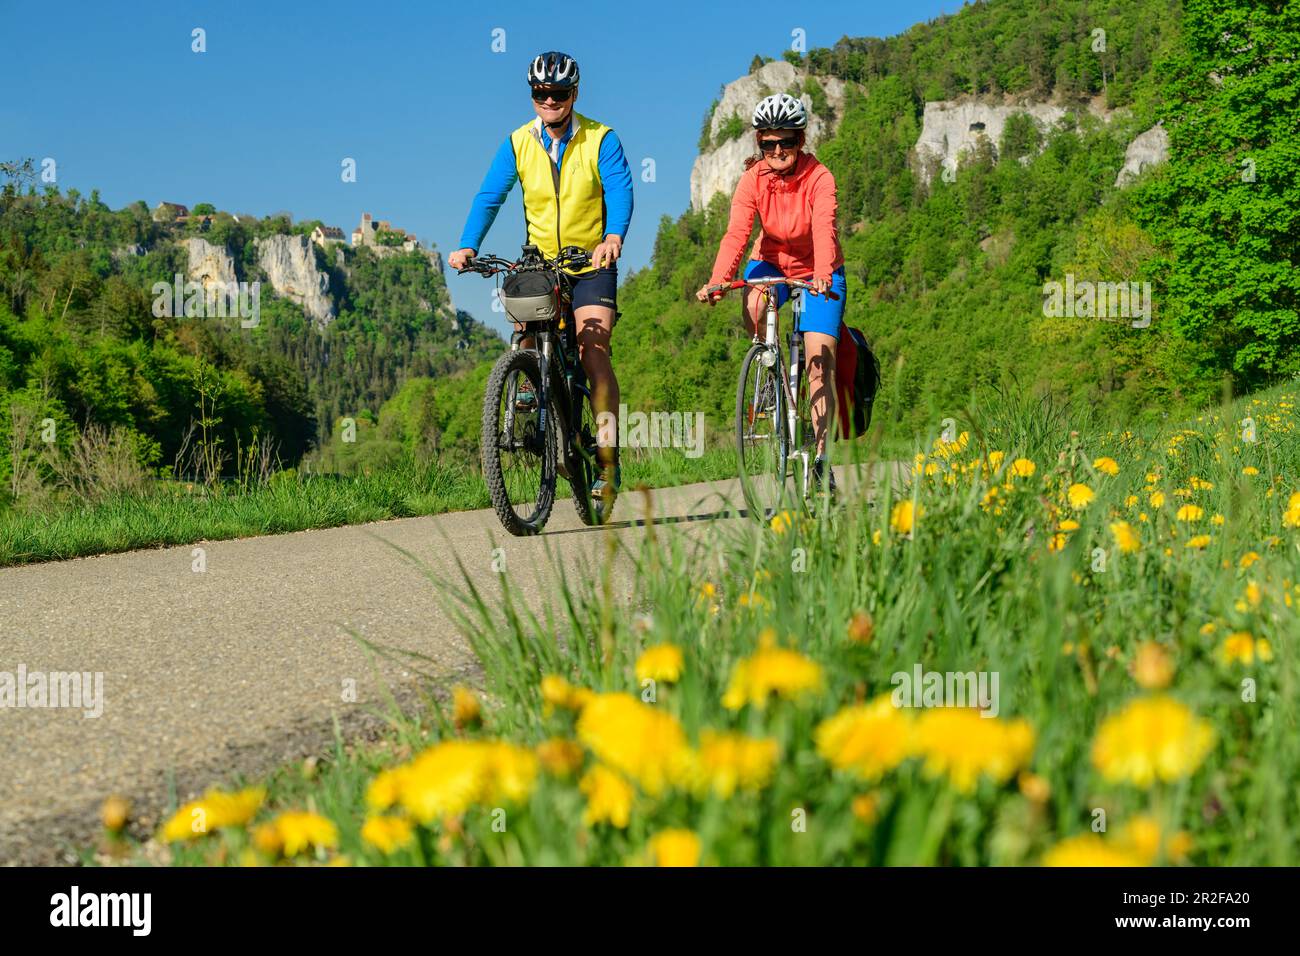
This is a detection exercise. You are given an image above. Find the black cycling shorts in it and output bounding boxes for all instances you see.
[568,267,617,312]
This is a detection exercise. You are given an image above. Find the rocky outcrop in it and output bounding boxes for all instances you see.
[690,61,846,211]
[254,234,335,328]
[363,243,444,275]
[914,99,1115,186]
[185,237,237,293]
[1114,123,1169,187]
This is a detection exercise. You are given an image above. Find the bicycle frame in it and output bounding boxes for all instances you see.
[718,276,837,500]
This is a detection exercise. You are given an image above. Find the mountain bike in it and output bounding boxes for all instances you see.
[459,244,608,536]
[703,276,840,519]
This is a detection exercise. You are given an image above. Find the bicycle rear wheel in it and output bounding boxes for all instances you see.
[481,350,556,535]
[736,342,789,518]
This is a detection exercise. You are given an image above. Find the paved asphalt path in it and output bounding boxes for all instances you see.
[0,466,894,864]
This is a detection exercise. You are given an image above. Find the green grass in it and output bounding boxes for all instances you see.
[0,447,742,567]
[104,382,1300,866]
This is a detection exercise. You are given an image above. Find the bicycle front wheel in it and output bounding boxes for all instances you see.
[481,350,556,535]
[736,342,789,519]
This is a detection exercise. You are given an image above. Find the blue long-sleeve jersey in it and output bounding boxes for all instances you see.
[457,120,634,253]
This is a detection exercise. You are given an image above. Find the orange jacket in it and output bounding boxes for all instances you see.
[708,152,844,286]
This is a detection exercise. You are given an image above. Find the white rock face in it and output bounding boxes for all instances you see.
[1114,124,1169,187]
[690,61,846,211]
[254,234,335,328]
[185,237,237,292]
[914,100,1111,186]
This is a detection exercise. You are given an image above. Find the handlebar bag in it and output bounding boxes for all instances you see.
[501,270,558,325]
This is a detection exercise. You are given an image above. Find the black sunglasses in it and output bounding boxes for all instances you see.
[531,87,574,103]
[758,134,802,153]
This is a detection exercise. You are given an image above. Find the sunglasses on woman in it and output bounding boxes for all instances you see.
[531,87,573,103]
[758,134,801,153]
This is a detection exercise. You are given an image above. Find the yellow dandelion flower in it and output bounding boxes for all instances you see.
[1091,696,1214,787]
[1218,631,1272,666]
[1093,457,1119,476]
[452,685,482,729]
[1058,518,1081,532]
[361,816,414,855]
[1242,466,1259,476]
[1149,490,1166,508]
[1186,534,1212,549]
[1042,834,1145,867]
[580,765,634,828]
[988,451,1006,470]
[161,787,265,843]
[1176,504,1204,522]
[912,708,1035,794]
[647,829,701,867]
[259,811,338,858]
[769,510,796,535]
[890,499,919,534]
[1125,494,1139,507]
[1010,458,1037,478]
[685,731,779,798]
[635,644,684,684]
[1109,521,1140,554]
[1040,816,1185,868]
[1068,483,1095,510]
[1245,581,1262,607]
[815,695,914,782]
[577,693,689,795]
[540,674,593,714]
[370,740,539,825]
[1239,551,1261,569]
[722,641,824,711]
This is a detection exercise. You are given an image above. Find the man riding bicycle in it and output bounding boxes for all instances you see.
[448,51,633,509]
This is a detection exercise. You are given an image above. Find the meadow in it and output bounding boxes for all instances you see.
[102,383,1299,866]
[0,445,741,567]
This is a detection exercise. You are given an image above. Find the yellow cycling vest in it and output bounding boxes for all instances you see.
[510,112,610,274]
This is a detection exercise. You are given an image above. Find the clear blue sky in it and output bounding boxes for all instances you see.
[1,0,963,334]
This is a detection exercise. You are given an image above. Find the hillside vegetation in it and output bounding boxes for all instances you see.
[609,0,1297,447]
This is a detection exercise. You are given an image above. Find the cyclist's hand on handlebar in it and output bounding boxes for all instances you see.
[810,275,831,296]
[592,234,623,269]
[449,248,476,271]
[695,284,724,305]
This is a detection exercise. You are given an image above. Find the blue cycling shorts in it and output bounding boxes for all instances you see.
[743,260,846,338]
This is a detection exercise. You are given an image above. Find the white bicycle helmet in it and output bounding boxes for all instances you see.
[527,51,580,88]
[752,93,807,130]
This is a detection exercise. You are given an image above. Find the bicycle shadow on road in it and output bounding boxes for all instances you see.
[542,506,752,536]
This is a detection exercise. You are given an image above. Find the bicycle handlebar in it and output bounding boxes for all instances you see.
[703,277,840,301]
[457,245,593,277]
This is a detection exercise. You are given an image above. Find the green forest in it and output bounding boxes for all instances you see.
[608,0,1298,446]
[0,180,499,500]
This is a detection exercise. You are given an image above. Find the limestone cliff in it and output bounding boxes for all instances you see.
[1114,123,1170,187]
[185,237,238,293]
[913,99,1110,186]
[253,234,335,328]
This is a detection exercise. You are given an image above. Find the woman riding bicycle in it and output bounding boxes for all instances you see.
[695,93,846,492]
